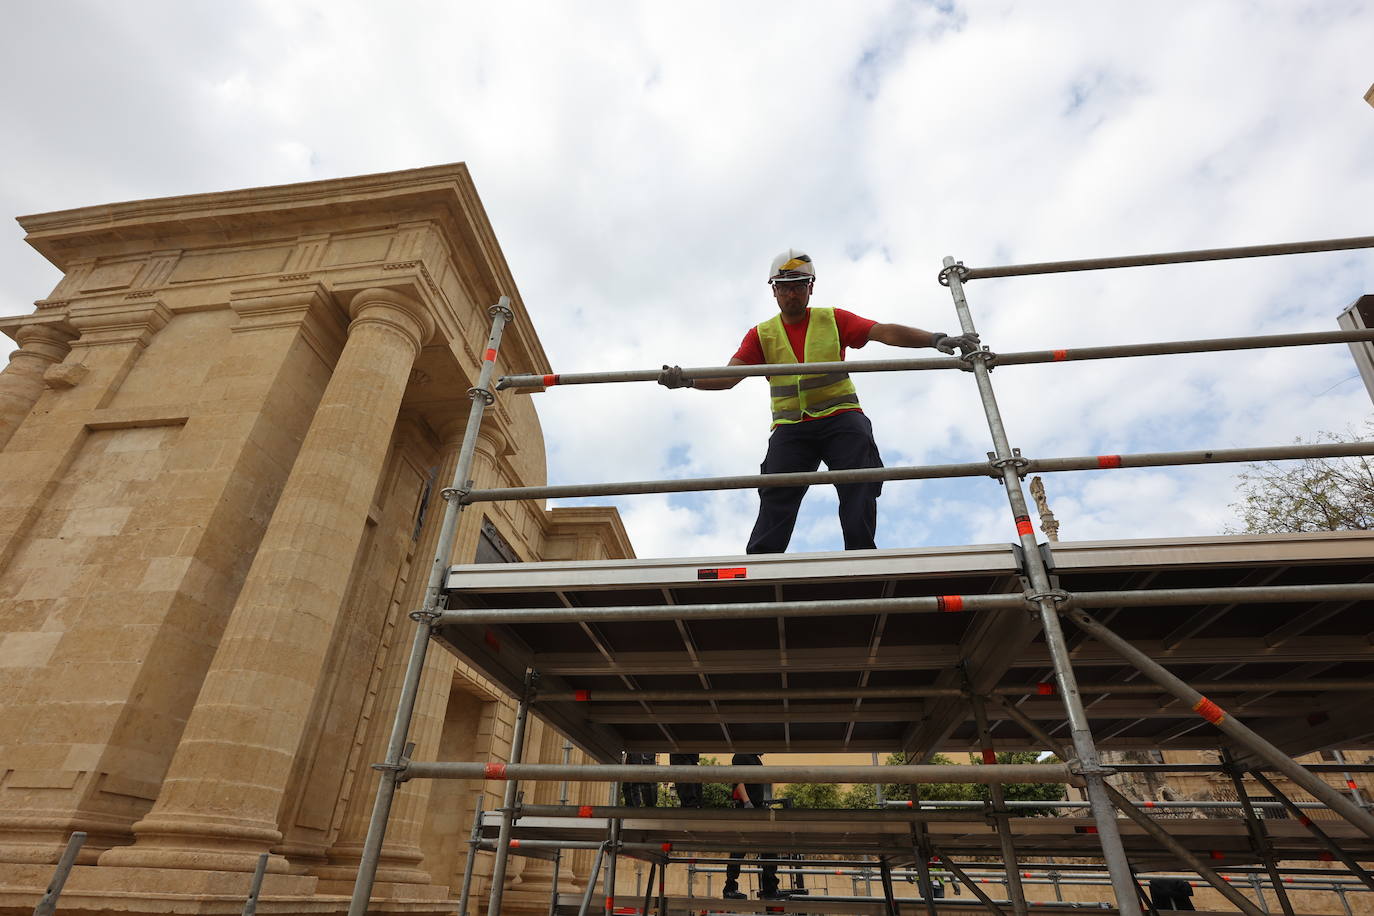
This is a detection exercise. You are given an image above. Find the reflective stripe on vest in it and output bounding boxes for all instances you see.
[757,308,860,427]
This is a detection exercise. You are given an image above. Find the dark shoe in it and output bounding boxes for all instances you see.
[760,889,791,900]
[722,888,746,900]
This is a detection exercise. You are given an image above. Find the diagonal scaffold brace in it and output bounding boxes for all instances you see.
[346,297,516,916]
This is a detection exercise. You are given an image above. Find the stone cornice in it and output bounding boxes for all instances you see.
[18,164,550,378]
[229,282,346,369]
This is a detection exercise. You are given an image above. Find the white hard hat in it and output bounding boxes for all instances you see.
[768,249,815,284]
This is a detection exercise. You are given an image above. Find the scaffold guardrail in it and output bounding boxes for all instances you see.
[345,235,1374,916]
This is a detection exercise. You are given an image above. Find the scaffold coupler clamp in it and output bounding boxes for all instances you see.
[488,298,515,322]
[960,344,996,372]
[988,449,1029,480]
[373,750,415,783]
[1023,588,1070,611]
[467,386,495,406]
[439,480,474,504]
[937,261,969,287]
[1066,758,1116,782]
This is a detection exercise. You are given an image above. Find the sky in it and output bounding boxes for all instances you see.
[2,1,1372,559]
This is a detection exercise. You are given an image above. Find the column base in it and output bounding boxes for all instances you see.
[98,817,287,873]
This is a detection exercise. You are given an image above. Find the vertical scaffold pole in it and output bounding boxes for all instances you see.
[457,794,485,916]
[346,299,515,916]
[940,257,1141,916]
[32,832,85,916]
[1223,750,1295,916]
[486,678,534,916]
[969,691,1028,916]
[547,741,573,916]
[1062,606,1374,840]
[878,857,901,916]
[603,774,623,916]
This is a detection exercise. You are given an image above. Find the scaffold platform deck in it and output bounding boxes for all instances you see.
[437,530,1374,762]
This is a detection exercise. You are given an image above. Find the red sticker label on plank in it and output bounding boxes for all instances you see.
[697,567,747,580]
[1037,682,1055,695]
[484,348,497,362]
[661,842,672,852]
[1210,850,1225,860]
[578,805,594,817]
[574,689,590,702]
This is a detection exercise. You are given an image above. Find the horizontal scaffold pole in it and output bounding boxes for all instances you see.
[959,235,1374,280]
[403,761,1077,786]
[436,582,1374,627]
[458,441,1374,503]
[498,328,1374,390]
[536,678,1374,702]
[515,803,982,823]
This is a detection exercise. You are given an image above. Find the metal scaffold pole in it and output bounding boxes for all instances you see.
[1062,606,1374,840]
[991,695,1268,916]
[940,255,1141,916]
[1222,749,1295,916]
[345,298,515,916]
[1248,771,1374,894]
[968,690,1028,916]
[547,741,573,916]
[486,677,534,916]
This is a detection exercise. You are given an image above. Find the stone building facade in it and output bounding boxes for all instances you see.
[0,165,628,915]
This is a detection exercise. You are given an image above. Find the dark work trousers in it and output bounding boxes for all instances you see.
[668,753,702,807]
[723,789,777,896]
[746,410,883,554]
[621,752,657,807]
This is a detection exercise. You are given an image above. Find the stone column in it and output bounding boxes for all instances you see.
[100,288,434,873]
[0,321,76,451]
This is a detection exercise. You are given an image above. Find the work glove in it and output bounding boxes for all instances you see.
[658,365,691,389]
[742,800,754,809]
[931,331,981,356]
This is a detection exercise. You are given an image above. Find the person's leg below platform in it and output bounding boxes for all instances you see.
[724,852,745,897]
[669,753,701,807]
[746,424,821,554]
[759,853,780,897]
[822,412,883,550]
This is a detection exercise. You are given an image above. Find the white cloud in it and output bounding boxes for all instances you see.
[2,0,1372,556]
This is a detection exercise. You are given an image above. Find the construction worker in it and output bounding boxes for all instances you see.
[659,249,979,553]
[722,753,784,901]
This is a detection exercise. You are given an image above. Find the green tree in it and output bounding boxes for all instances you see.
[654,755,735,808]
[968,751,1066,815]
[1227,425,1374,533]
[881,752,978,803]
[841,782,877,809]
[778,782,844,808]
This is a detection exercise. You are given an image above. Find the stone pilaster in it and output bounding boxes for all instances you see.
[0,321,76,451]
[99,288,434,873]
[314,417,467,889]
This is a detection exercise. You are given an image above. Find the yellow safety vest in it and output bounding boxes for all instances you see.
[757,308,861,427]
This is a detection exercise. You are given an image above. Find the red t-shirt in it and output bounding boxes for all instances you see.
[733,307,877,364]
[734,308,877,420]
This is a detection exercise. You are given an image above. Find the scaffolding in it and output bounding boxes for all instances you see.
[342,235,1374,916]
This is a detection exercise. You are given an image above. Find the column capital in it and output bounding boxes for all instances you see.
[346,288,435,355]
[66,300,171,350]
[8,322,77,365]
